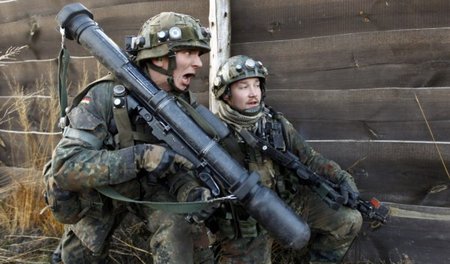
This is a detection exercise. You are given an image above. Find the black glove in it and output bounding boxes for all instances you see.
[339,178,359,208]
[186,187,219,224]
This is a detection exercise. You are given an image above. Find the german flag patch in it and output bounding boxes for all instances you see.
[80,96,92,105]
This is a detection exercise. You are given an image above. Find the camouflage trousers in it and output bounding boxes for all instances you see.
[290,186,363,263]
[58,185,214,264]
[209,185,362,264]
[213,233,273,264]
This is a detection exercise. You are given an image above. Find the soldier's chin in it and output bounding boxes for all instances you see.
[174,84,189,92]
[241,104,262,116]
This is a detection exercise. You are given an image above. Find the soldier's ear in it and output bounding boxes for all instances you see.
[223,94,231,104]
[152,57,165,67]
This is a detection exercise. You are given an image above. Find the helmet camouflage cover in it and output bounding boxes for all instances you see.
[213,55,269,99]
[134,12,210,62]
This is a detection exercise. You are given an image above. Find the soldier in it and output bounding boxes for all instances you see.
[209,55,363,263]
[48,12,214,264]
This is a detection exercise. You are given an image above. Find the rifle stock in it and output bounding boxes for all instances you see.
[56,3,311,249]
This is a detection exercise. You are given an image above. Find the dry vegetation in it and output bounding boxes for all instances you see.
[0,46,63,263]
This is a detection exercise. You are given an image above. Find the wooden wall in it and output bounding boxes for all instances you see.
[1,0,449,262]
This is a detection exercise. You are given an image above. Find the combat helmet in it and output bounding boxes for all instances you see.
[126,12,210,62]
[213,55,268,100]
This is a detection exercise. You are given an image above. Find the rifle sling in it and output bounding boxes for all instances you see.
[96,186,229,214]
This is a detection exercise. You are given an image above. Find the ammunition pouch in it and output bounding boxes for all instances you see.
[217,216,265,239]
[215,208,266,239]
[42,160,107,224]
[42,160,83,224]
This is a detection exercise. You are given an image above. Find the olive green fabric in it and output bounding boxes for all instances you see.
[211,104,362,264]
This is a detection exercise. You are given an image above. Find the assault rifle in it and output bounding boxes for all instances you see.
[56,3,311,249]
[238,129,390,224]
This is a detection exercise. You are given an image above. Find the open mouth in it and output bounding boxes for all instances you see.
[247,100,259,106]
[183,73,196,81]
[179,73,196,89]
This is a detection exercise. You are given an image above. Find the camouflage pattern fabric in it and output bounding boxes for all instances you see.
[213,108,362,264]
[61,220,117,263]
[214,233,273,264]
[51,79,213,263]
[290,186,362,263]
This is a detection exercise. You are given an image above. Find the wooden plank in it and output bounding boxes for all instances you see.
[233,28,450,90]
[208,0,231,113]
[308,140,450,206]
[0,0,146,23]
[265,87,450,122]
[289,119,450,141]
[261,63,450,91]
[345,203,450,263]
[230,0,450,43]
[3,0,450,42]
[0,1,210,60]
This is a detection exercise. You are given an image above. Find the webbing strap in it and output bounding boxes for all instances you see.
[63,127,103,150]
[96,186,235,214]
[176,96,220,140]
[113,106,135,148]
[57,47,70,128]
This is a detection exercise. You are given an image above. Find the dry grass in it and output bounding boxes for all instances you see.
[0,46,65,263]
[0,46,27,65]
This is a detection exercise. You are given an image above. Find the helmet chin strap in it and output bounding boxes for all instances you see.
[146,51,186,93]
[167,76,186,94]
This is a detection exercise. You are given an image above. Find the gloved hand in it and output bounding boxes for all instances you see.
[339,177,359,208]
[135,144,194,177]
[185,187,219,224]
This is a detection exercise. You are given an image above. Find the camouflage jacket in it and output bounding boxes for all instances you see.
[50,76,199,252]
[223,107,354,190]
[214,107,355,239]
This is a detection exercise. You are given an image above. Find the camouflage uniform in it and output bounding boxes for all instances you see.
[210,55,363,264]
[52,79,204,263]
[50,11,214,264]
